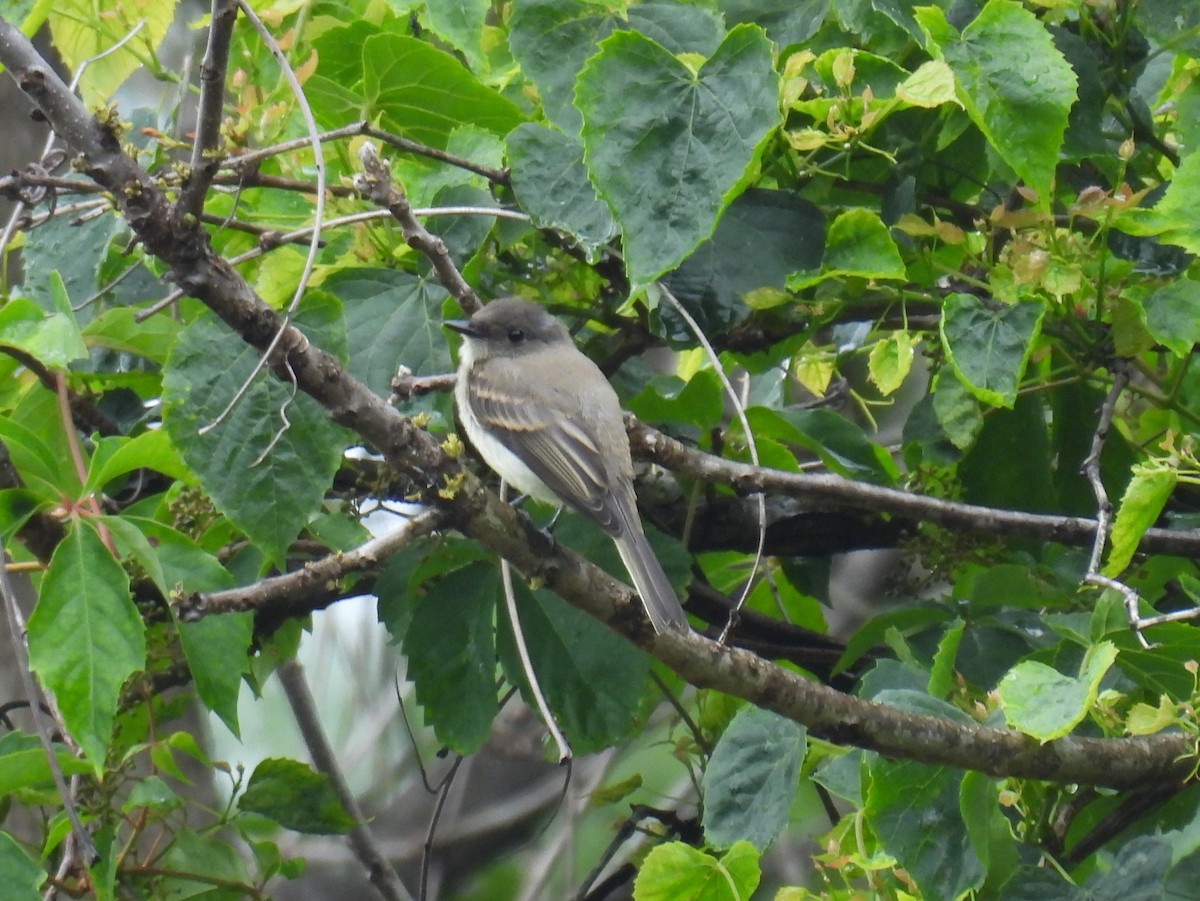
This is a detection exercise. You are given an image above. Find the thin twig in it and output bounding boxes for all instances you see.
[499,485,572,763]
[178,509,444,619]
[657,284,767,644]
[277,660,415,901]
[134,205,525,322]
[226,120,508,184]
[177,0,238,221]
[1078,363,1151,646]
[353,142,482,315]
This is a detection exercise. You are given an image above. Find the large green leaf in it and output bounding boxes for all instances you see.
[27,523,145,773]
[161,300,350,565]
[509,0,725,134]
[660,188,825,337]
[402,562,499,754]
[634,840,761,900]
[497,582,648,754]
[238,758,356,834]
[507,124,618,263]
[0,831,44,901]
[324,269,450,396]
[363,32,523,146]
[787,208,906,288]
[702,706,806,851]
[997,641,1118,740]
[940,293,1044,407]
[1141,279,1200,356]
[865,761,985,901]
[309,24,522,147]
[47,0,177,106]
[917,0,1077,208]
[576,25,781,285]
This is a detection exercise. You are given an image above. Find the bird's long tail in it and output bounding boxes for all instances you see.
[613,528,689,634]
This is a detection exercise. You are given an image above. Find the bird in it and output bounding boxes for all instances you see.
[445,298,689,634]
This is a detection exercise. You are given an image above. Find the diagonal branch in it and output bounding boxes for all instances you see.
[177,0,238,222]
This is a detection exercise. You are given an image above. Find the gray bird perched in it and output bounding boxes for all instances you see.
[445,298,689,634]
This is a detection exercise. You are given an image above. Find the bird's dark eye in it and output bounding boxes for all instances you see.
[507,328,525,343]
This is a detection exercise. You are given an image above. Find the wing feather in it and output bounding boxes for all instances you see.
[467,363,623,533]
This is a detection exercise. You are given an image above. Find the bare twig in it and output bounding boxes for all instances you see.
[626,418,1200,559]
[1078,363,1153,646]
[178,509,445,619]
[657,285,767,644]
[353,142,482,315]
[226,120,509,184]
[177,0,238,221]
[277,659,415,901]
[499,486,572,763]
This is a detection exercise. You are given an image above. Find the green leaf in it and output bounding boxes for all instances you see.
[156,828,250,899]
[660,189,825,338]
[577,25,781,285]
[0,293,86,368]
[507,124,618,263]
[84,430,190,496]
[917,0,1077,208]
[940,294,1044,407]
[788,208,906,288]
[0,831,44,901]
[48,0,177,106]
[633,840,761,901]
[868,330,919,395]
[928,619,965,699]
[1142,280,1200,356]
[82,307,181,363]
[508,0,622,133]
[27,523,145,773]
[997,640,1119,740]
[747,407,900,484]
[179,614,254,737]
[1106,466,1176,577]
[0,733,92,794]
[363,32,523,147]
[865,761,984,901]
[325,269,450,396]
[960,771,1020,894]
[718,0,828,48]
[161,303,350,565]
[238,758,355,834]
[13,212,115,319]
[497,582,648,754]
[702,706,806,851]
[0,414,71,498]
[402,563,499,754]
[423,0,489,69]
[896,59,959,108]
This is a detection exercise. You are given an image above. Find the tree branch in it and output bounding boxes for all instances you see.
[627,418,1200,559]
[177,0,238,222]
[278,659,416,901]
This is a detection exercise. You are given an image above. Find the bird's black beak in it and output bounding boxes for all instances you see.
[443,319,476,337]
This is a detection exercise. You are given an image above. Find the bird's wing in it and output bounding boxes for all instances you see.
[466,363,623,534]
